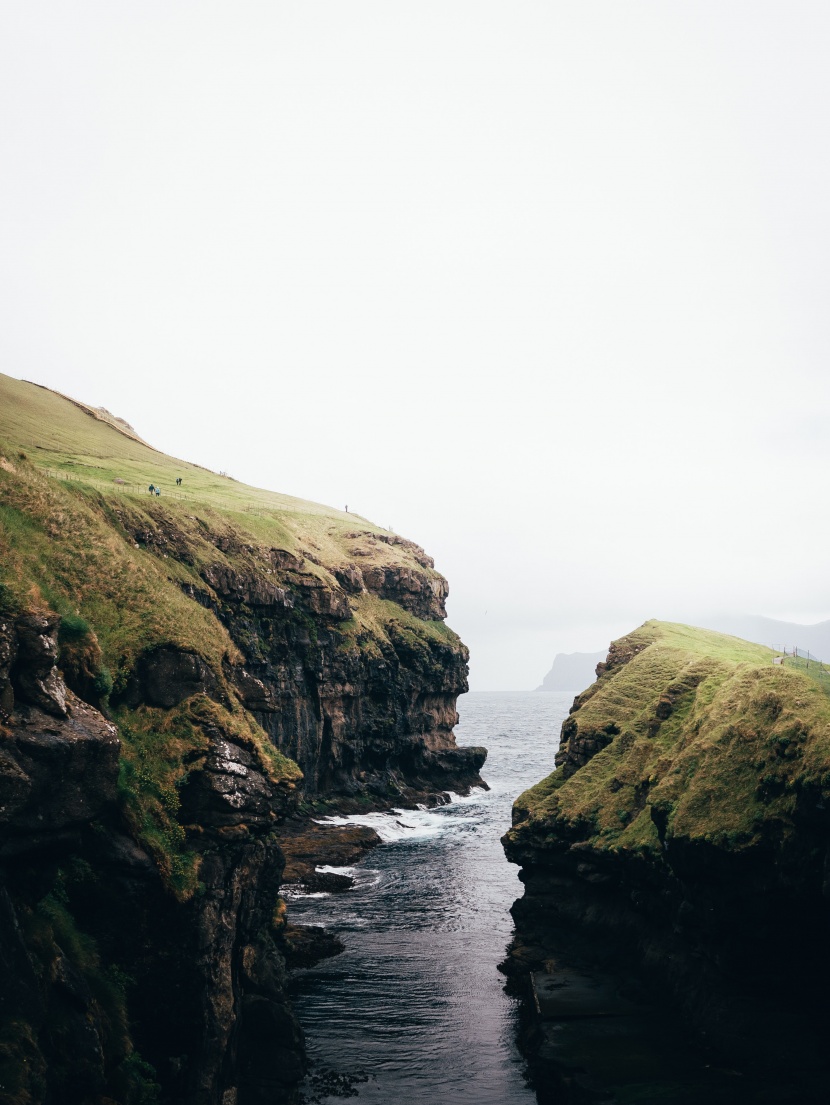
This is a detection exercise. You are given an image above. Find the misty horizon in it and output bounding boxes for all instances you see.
[3,3,829,689]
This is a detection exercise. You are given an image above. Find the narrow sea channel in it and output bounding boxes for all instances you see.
[287,690,572,1104]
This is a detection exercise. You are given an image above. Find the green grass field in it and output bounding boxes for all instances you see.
[0,371,375,524]
[512,619,830,855]
[0,371,442,578]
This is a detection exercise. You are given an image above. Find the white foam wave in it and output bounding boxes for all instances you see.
[444,786,489,806]
[313,805,476,844]
[281,886,331,901]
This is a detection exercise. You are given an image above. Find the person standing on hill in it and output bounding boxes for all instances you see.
[149,484,155,494]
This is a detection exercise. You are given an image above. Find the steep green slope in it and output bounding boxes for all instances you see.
[504,620,830,1101]
[511,619,830,855]
[0,372,357,519]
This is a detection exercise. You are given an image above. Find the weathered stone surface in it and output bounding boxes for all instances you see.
[0,618,17,690]
[179,736,282,829]
[361,564,448,619]
[0,696,119,848]
[116,645,219,708]
[0,612,305,1105]
[281,923,344,970]
[333,564,365,593]
[203,563,295,609]
[194,555,484,805]
[12,613,67,717]
[278,817,381,887]
[105,505,484,806]
[230,667,279,712]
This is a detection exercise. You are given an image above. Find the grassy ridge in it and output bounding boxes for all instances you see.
[0,374,464,897]
[0,372,357,521]
[0,373,456,678]
[513,619,830,855]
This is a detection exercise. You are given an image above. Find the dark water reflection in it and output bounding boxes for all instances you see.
[288,691,571,1104]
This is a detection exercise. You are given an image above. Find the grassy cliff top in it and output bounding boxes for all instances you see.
[0,372,429,572]
[0,373,462,898]
[511,619,830,855]
[0,373,453,673]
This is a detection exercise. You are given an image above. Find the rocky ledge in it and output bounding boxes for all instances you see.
[503,621,830,1104]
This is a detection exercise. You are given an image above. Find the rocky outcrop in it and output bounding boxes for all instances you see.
[7,614,67,717]
[185,538,484,807]
[0,695,119,850]
[503,621,830,1103]
[360,565,447,619]
[104,496,484,807]
[116,646,221,709]
[0,613,305,1105]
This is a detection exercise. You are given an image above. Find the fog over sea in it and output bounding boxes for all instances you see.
[287,691,570,1103]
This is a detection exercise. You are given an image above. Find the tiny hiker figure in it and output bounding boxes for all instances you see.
[155,486,161,496]
[148,484,155,494]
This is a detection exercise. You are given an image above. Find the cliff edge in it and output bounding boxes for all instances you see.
[0,373,485,1104]
[504,620,830,1102]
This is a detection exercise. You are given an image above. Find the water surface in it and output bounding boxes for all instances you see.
[288,690,571,1104]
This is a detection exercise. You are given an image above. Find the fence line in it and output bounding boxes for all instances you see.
[771,644,830,681]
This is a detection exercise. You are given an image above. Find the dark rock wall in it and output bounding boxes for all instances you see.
[0,516,483,1104]
[162,529,485,804]
[504,826,830,1101]
[0,615,304,1105]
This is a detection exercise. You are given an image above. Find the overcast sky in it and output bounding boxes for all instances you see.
[2,2,830,689]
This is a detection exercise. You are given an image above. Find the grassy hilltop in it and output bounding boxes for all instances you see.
[505,623,830,1099]
[0,369,385,527]
[0,372,455,673]
[0,372,460,894]
[512,619,830,855]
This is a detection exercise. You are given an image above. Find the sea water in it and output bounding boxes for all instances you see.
[288,690,572,1104]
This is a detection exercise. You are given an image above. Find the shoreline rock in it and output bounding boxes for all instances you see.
[504,620,830,1103]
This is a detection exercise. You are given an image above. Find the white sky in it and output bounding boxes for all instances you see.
[2,2,830,689]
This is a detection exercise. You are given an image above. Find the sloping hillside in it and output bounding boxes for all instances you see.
[504,620,830,1102]
[512,619,829,853]
[0,373,484,1105]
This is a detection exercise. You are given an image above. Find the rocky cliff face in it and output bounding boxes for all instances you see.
[503,621,830,1102]
[0,614,303,1105]
[108,504,485,807]
[0,427,484,1104]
